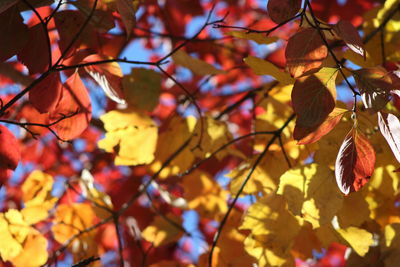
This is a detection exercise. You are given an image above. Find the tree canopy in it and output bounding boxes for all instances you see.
[1,0,400,266]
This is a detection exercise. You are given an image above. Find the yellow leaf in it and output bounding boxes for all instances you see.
[244,56,294,85]
[98,109,158,166]
[149,116,195,178]
[382,223,400,267]
[226,31,279,45]
[336,190,370,227]
[277,164,343,228]
[10,230,48,267]
[0,210,48,266]
[21,170,57,224]
[182,170,228,220]
[149,260,195,267]
[227,151,287,195]
[52,203,97,258]
[291,222,322,260]
[190,115,243,160]
[240,194,300,266]
[141,213,183,247]
[172,50,224,76]
[336,226,373,256]
[314,224,343,248]
[122,68,161,111]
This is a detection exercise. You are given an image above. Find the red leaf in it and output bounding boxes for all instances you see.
[49,73,92,140]
[29,72,62,113]
[333,20,365,58]
[0,5,28,61]
[267,0,302,24]
[378,112,400,163]
[285,27,328,78]
[292,68,338,128]
[17,23,50,74]
[0,125,21,170]
[83,54,126,104]
[335,128,375,194]
[294,107,347,145]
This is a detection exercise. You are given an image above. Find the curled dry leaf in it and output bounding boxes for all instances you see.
[335,128,375,194]
[267,0,302,24]
[333,20,365,58]
[285,27,328,78]
[292,67,338,128]
[378,112,400,163]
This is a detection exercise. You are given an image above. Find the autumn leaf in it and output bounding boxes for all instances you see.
[294,107,348,144]
[335,127,376,194]
[141,213,183,247]
[98,109,158,166]
[352,67,394,112]
[226,31,278,45]
[267,0,302,24]
[277,164,343,228]
[116,0,139,39]
[122,68,162,111]
[49,72,92,140]
[333,20,365,58]
[172,50,224,76]
[0,5,28,61]
[292,67,338,128]
[378,112,400,163]
[0,125,21,170]
[285,27,328,78]
[83,54,126,104]
[29,72,62,113]
[244,56,294,85]
[336,226,373,256]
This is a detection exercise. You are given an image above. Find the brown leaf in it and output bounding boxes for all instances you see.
[352,67,394,112]
[294,107,347,144]
[267,0,302,24]
[335,128,375,194]
[285,27,328,78]
[292,67,338,128]
[333,20,365,58]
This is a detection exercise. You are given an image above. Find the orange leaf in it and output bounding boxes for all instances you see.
[378,112,400,164]
[0,5,28,61]
[333,20,365,59]
[335,128,375,194]
[285,27,328,78]
[49,72,92,140]
[0,125,20,170]
[29,72,62,113]
[83,54,126,104]
[292,67,338,128]
[267,0,301,24]
[294,107,347,145]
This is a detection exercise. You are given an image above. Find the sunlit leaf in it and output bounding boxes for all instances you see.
[226,31,278,45]
[0,125,20,170]
[378,112,400,163]
[244,56,294,85]
[335,128,376,194]
[277,164,343,228]
[84,54,126,104]
[98,109,158,166]
[336,226,373,256]
[292,67,338,128]
[29,72,62,113]
[333,20,365,58]
[285,27,328,78]
[141,214,183,247]
[172,50,224,76]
